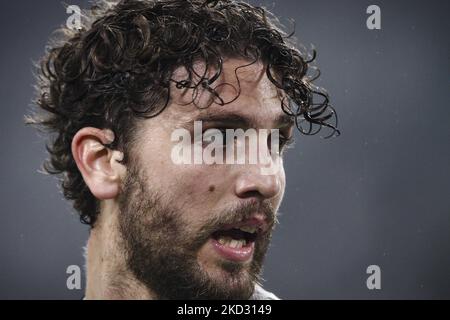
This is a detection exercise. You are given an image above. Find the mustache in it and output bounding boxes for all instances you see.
[195,199,278,243]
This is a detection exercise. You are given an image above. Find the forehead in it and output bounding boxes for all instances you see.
[166,58,286,126]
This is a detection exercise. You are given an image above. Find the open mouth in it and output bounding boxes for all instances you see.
[209,218,265,262]
[211,225,258,249]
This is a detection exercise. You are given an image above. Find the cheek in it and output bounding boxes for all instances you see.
[146,150,227,211]
[275,161,287,201]
[134,124,227,217]
[162,166,229,231]
[172,166,225,204]
[280,163,286,188]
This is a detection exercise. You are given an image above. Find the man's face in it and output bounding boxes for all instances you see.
[117,58,293,299]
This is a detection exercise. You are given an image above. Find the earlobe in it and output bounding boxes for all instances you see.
[71,128,124,200]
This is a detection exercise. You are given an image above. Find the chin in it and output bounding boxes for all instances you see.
[198,259,256,299]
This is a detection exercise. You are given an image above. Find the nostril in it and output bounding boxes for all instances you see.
[238,190,262,200]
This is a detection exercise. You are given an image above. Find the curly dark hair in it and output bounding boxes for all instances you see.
[26,0,339,227]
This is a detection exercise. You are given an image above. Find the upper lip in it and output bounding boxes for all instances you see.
[218,214,269,235]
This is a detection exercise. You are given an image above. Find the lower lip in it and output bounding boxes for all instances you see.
[210,238,255,262]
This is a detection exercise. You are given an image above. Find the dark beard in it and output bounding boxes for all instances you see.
[117,164,276,300]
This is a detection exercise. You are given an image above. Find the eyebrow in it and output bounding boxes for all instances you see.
[181,112,295,130]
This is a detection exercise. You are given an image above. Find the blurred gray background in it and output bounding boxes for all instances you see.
[0,0,449,299]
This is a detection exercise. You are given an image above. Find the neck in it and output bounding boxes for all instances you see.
[84,200,156,299]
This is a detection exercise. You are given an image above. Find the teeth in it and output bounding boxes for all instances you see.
[217,236,246,249]
[239,226,257,234]
[218,236,231,245]
[230,240,239,248]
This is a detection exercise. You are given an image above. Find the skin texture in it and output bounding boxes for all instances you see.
[72,58,294,299]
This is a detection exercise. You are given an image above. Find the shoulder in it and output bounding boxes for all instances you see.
[249,284,280,300]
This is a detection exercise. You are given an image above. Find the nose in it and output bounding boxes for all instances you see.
[234,169,282,200]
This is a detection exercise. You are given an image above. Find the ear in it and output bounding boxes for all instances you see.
[71,127,125,200]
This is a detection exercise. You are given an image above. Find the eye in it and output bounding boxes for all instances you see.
[269,132,294,155]
[280,135,294,150]
[202,128,229,147]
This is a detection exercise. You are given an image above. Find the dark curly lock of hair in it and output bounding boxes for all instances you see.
[26,0,339,227]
